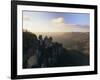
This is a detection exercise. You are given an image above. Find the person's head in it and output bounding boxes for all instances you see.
[38,35,42,40]
[49,37,53,42]
[44,36,48,41]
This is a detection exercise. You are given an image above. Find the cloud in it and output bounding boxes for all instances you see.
[51,17,66,28]
[51,17,64,24]
[51,17,89,32]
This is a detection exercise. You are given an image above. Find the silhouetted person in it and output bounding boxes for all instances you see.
[39,36,48,67]
[37,35,43,67]
[45,36,54,67]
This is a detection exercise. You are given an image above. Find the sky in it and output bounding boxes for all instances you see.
[23,11,90,32]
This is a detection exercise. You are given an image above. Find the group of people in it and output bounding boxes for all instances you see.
[26,34,64,68]
[38,35,54,67]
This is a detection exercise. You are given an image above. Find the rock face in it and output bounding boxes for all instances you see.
[23,31,89,69]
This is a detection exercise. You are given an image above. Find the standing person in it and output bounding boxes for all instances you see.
[43,36,50,67]
[47,37,53,66]
[38,35,44,67]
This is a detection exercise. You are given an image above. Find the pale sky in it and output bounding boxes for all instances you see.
[23,11,90,32]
